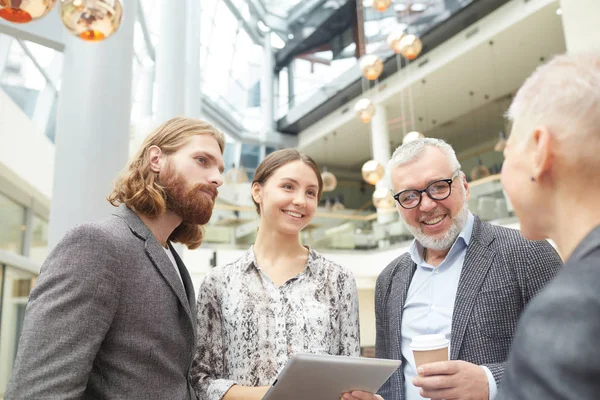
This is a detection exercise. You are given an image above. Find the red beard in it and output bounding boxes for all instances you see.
[160,162,218,225]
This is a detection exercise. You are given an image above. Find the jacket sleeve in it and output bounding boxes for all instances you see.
[481,362,505,388]
[375,269,395,399]
[522,240,562,303]
[191,272,236,400]
[5,224,121,399]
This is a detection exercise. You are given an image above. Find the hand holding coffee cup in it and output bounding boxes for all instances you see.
[410,334,449,369]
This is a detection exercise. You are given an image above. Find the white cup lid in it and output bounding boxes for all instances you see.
[410,334,450,351]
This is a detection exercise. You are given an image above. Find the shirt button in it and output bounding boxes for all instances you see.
[434,269,439,274]
[431,305,436,310]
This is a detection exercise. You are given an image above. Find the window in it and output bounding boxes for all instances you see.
[30,214,49,264]
[0,193,26,255]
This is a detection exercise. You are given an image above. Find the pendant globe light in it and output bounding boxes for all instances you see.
[322,168,337,192]
[494,131,507,152]
[402,131,424,144]
[321,135,337,192]
[372,0,392,12]
[387,29,406,54]
[470,159,491,181]
[361,159,384,186]
[359,54,383,81]
[354,98,375,123]
[60,0,123,42]
[0,0,56,23]
[399,34,422,60]
[373,187,395,210]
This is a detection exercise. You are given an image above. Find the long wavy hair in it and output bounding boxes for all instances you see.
[107,116,225,249]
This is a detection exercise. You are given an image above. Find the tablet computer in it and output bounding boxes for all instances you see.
[263,353,401,400]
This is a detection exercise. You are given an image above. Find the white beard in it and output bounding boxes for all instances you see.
[405,191,470,251]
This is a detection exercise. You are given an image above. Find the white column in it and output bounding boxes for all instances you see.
[287,59,295,108]
[559,0,600,52]
[260,33,274,141]
[48,0,137,249]
[138,65,155,117]
[130,65,156,157]
[233,141,243,169]
[371,104,395,225]
[371,104,391,171]
[155,0,187,121]
[185,0,202,118]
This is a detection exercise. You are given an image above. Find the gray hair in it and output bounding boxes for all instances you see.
[507,52,600,160]
[388,137,461,172]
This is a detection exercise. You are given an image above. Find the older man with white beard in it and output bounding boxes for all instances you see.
[362,138,562,400]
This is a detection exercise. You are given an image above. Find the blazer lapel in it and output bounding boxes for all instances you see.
[112,205,194,326]
[387,257,417,360]
[145,240,194,323]
[170,245,197,334]
[450,218,495,360]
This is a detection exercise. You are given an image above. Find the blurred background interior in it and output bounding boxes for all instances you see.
[0,0,596,390]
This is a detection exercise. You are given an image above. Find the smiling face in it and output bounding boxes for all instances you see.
[159,134,224,225]
[252,160,320,236]
[391,146,470,250]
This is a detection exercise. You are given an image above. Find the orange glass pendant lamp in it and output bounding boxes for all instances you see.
[372,0,392,12]
[321,170,337,192]
[359,54,383,81]
[361,160,384,185]
[387,29,406,54]
[60,0,123,42]
[354,98,375,123]
[0,0,56,23]
[403,131,424,144]
[399,34,423,60]
[373,187,395,209]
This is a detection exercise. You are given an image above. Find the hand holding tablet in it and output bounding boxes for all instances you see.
[263,353,400,400]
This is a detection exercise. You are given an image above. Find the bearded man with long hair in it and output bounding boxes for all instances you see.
[6,117,225,400]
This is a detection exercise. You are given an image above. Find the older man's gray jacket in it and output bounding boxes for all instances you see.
[375,217,562,400]
[5,205,198,399]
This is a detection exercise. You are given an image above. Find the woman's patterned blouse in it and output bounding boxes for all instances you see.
[191,246,360,400]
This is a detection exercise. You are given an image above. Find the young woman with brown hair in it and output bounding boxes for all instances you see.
[192,149,360,400]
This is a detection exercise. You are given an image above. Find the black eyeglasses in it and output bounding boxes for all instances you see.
[392,169,461,209]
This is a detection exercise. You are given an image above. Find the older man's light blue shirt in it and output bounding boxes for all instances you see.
[401,213,496,400]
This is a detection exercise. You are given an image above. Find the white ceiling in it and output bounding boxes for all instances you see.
[261,0,303,17]
[301,1,566,170]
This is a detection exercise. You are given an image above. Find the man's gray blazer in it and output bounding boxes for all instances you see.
[375,217,563,400]
[6,205,198,399]
[497,225,600,399]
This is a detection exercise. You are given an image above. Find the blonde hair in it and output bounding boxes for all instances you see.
[107,116,225,249]
[507,52,600,162]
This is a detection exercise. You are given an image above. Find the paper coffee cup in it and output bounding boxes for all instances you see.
[410,334,449,369]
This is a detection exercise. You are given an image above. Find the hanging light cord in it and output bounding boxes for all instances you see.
[407,58,417,132]
[395,54,408,137]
